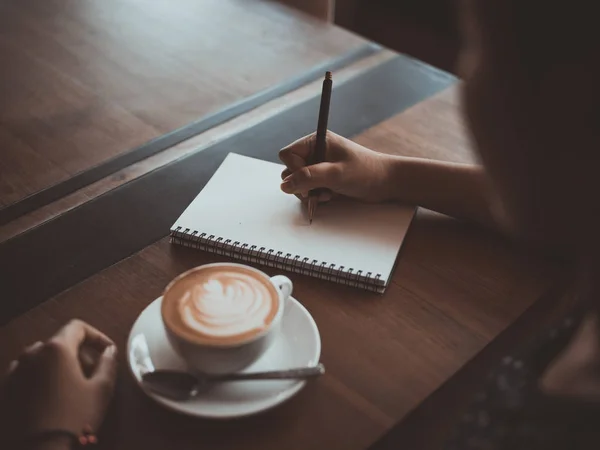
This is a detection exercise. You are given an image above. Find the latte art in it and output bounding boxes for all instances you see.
[179,273,274,338]
[162,266,280,345]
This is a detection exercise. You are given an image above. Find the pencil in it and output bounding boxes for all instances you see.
[308,71,333,224]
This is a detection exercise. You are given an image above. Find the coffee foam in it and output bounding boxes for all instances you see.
[162,266,279,345]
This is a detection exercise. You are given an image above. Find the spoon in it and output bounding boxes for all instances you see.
[142,364,325,400]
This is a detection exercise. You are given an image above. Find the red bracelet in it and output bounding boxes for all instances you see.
[20,426,98,449]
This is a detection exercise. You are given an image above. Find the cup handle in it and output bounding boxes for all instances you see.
[270,275,293,304]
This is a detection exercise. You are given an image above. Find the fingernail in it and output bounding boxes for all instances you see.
[25,341,44,354]
[104,345,117,358]
[8,360,18,373]
[281,178,294,192]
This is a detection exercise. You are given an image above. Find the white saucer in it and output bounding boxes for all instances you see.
[127,296,321,419]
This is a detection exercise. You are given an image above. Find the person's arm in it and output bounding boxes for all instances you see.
[0,320,117,450]
[279,131,500,230]
[382,155,497,228]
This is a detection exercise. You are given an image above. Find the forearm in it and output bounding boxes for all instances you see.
[383,155,497,228]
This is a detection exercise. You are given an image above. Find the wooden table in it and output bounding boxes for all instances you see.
[0,85,563,448]
[0,0,368,221]
[0,1,566,449]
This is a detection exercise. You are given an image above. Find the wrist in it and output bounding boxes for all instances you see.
[377,153,411,202]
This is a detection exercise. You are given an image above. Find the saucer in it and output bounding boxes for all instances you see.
[127,296,321,419]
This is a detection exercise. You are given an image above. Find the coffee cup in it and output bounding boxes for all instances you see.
[161,263,293,374]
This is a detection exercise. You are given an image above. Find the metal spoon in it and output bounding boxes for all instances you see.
[142,364,325,400]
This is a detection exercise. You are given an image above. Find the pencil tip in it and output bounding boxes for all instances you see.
[325,71,332,80]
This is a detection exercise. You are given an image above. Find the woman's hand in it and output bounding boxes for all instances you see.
[279,130,497,228]
[0,320,118,446]
[279,131,395,203]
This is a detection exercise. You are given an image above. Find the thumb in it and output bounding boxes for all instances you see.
[280,162,340,194]
[92,345,118,389]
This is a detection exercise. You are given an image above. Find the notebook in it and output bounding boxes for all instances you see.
[170,153,415,293]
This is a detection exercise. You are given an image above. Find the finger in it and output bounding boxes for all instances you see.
[54,320,114,354]
[280,162,340,194]
[282,169,315,202]
[318,190,334,203]
[301,190,333,204]
[5,360,18,376]
[80,344,103,378]
[24,341,44,354]
[18,341,44,362]
[280,152,308,173]
[92,345,118,389]
[279,134,315,171]
[12,341,45,376]
[1,360,18,393]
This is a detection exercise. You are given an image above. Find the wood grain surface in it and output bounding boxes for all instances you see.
[0,86,562,449]
[0,0,365,208]
[0,53,453,323]
[0,51,397,244]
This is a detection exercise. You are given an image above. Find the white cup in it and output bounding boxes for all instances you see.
[161,263,293,374]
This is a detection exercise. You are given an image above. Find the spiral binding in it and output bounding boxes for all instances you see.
[170,226,384,292]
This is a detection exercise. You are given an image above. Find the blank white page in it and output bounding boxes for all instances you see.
[171,153,415,286]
